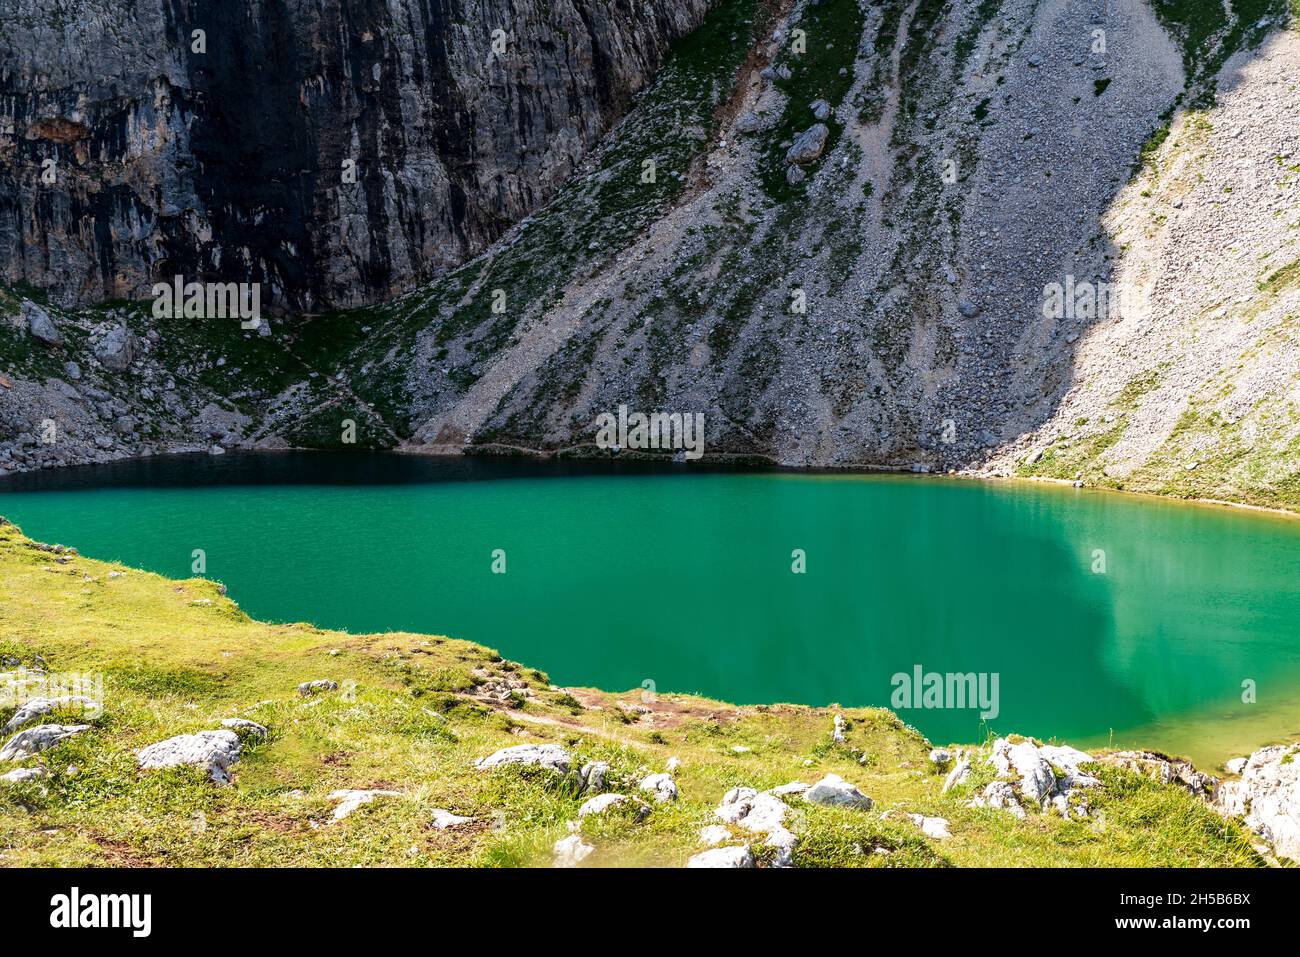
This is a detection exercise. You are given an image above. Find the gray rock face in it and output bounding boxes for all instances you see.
[1215,743,1300,861]
[475,743,571,773]
[785,123,829,164]
[136,730,241,784]
[93,327,137,372]
[0,0,711,311]
[21,301,61,345]
[0,724,91,761]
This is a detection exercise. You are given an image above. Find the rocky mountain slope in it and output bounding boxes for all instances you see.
[2,0,1298,511]
[2,515,1294,867]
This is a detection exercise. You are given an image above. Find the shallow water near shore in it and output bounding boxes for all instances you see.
[3,451,1299,768]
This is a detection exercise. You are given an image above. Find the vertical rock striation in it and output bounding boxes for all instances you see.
[0,0,711,309]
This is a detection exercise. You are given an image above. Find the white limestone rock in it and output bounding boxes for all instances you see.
[989,738,1057,806]
[430,808,475,830]
[906,813,952,839]
[1215,744,1300,862]
[553,833,594,867]
[699,824,732,846]
[578,760,608,793]
[220,718,268,739]
[297,679,338,696]
[328,788,401,820]
[2,695,100,733]
[137,730,241,784]
[687,845,754,868]
[943,754,972,792]
[578,793,649,820]
[1,766,48,784]
[640,772,679,803]
[475,743,571,774]
[1,724,91,762]
[968,780,1026,819]
[803,773,873,811]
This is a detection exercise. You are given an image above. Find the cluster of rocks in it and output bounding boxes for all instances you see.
[954,738,1099,819]
[1215,744,1300,862]
[687,772,876,868]
[471,667,534,705]
[1,300,259,473]
[471,743,686,867]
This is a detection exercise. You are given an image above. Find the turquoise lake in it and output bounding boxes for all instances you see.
[2,452,1299,767]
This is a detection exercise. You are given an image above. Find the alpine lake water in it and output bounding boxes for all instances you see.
[3,451,1299,769]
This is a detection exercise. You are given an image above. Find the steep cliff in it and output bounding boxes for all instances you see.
[0,0,710,309]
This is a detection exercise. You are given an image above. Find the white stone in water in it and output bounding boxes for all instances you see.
[803,773,873,810]
[1,724,91,762]
[553,834,594,867]
[137,730,241,784]
[328,789,401,820]
[1224,757,1248,775]
[475,744,571,774]
[687,845,754,868]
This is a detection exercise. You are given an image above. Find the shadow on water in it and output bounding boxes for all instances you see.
[0,449,765,493]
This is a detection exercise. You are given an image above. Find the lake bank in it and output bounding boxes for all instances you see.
[3,452,1299,768]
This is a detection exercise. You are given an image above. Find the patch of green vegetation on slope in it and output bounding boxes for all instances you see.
[0,519,1266,867]
[1137,0,1291,176]
[757,0,865,201]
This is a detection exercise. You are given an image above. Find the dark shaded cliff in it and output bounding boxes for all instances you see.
[0,0,710,309]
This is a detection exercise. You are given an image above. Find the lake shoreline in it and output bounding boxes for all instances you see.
[8,442,1295,523]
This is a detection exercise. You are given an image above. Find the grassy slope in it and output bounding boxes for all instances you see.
[0,518,1263,867]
